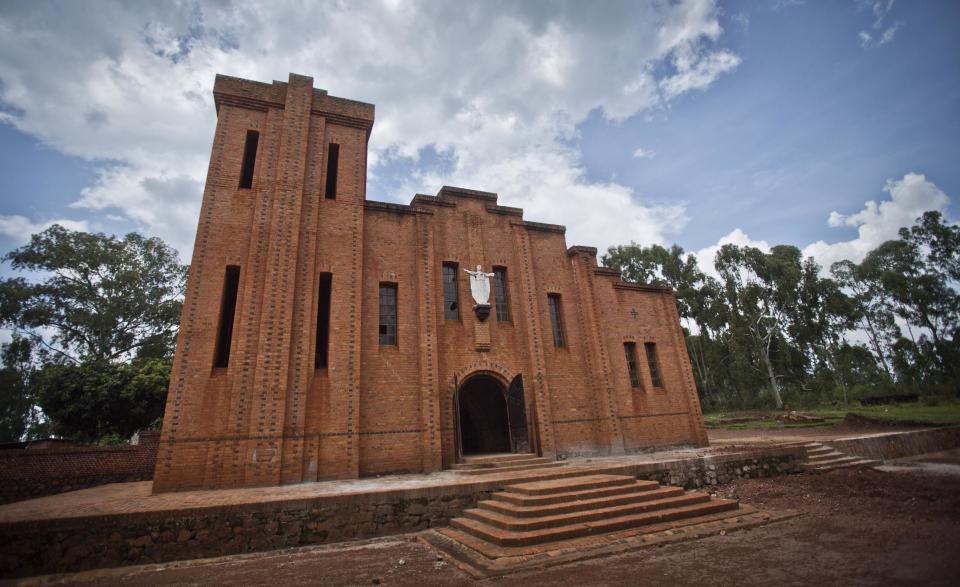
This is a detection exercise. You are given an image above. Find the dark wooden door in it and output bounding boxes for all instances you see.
[506,375,530,453]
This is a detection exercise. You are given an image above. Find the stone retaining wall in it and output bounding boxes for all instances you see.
[0,432,159,505]
[828,426,960,461]
[0,447,803,578]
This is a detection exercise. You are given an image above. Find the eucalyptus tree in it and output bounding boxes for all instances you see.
[830,259,899,379]
[0,225,187,363]
[0,225,187,441]
[714,245,810,408]
[862,212,960,382]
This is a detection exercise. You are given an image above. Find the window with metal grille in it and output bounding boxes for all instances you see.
[547,294,564,347]
[379,284,397,345]
[645,342,663,388]
[493,267,510,322]
[442,263,459,320]
[624,342,641,388]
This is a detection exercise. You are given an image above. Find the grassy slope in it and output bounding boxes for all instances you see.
[704,401,960,429]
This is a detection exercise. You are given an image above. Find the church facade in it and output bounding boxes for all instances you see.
[152,73,707,493]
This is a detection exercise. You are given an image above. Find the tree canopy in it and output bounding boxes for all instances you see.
[0,225,186,443]
[603,211,959,410]
[0,225,186,363]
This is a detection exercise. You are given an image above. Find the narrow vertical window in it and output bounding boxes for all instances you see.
[645,342,663,388]
[379,283,397,345]
[214,266,241,368]
[547,294,564,347]
[493,267,510,322]
[239,130,259,189]
[442,263,459,320]
[324,143,340,200]
[624,343,641,388]
[315,273,332,368]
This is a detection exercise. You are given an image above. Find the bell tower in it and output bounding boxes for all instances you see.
[153,74,374,492]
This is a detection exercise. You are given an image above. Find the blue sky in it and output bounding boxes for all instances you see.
[0,0,957,277]
[575,0,959,250]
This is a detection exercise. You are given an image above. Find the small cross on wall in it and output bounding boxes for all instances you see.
[630,308,639,319]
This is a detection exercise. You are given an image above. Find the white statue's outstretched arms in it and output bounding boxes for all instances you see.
[464,265,494,305]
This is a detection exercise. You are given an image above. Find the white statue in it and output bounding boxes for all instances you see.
[464,265,495,306]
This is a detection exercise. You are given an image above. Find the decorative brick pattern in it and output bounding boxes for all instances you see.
[0,446,804,578]
[0,432,159,504]
[153,73,708,493]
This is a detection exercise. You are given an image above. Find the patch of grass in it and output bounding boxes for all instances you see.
[843,401,960,426]
[702,410,843,430]
[703,400,960,429]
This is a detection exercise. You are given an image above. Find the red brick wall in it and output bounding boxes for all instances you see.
[153,73,707,493]
[0,432,159,504]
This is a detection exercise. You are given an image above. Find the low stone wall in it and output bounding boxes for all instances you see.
[0,432,159,505]
[0,446,803,578]
[576,445,805,490]
[828,426,960,461]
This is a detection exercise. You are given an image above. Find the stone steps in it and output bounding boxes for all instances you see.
[454,461,564,476]
[459,453,540,465]
[490,478,661,507]
[442,473,740,548]
[480,486,683,518]
[451,453,563,476]
[802,442,881,472]
[452,499,738,547]
[464,492,713,532]
[424,505,793,579]
[432,506,751,561]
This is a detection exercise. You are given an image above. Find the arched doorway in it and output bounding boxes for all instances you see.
[457,374,511,455]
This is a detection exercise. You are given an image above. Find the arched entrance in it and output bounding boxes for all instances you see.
[457,374,511,455]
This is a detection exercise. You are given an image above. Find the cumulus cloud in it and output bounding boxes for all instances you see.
[0,0,741,257]
[693,172,951,277]
[803,172,950,269]
[693,227,771,278]
[0,215,91,244]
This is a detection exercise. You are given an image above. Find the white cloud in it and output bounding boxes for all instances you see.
[693,172,951,277]
[659,48,741,100]
[857,0,903,48]
[803,172,949,269]
[694,227,771,278]
[0,215,90,243]
[632,147,656,159]
[0,0,741,258]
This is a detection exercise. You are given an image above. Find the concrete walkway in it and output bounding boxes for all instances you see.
[0,423,937,526]
[0,444,753,525]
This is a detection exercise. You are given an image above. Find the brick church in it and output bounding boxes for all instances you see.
[152,74,708,493]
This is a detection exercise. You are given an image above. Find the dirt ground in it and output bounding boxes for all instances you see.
[706,421,928,446]
[17,464,960,587]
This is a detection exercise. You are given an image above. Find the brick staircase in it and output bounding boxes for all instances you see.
[450,453,563,476]
[803,441,881,472]
[425,473,748,576]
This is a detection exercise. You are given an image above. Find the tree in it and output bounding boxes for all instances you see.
[34,358,169,443]
[0,225,187,362]
[714,245,808,409]
[830,259,899,379]
[0,337,47,442]
[857,214,960,386]
[0,225,186,442]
